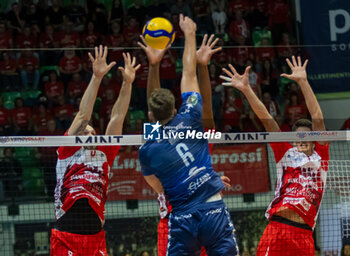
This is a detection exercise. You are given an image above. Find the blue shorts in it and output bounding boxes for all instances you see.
[166,200,239,256]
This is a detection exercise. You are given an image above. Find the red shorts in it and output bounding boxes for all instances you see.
[157,218,207,256]
[257,220,314,256]
[50,229,107,256]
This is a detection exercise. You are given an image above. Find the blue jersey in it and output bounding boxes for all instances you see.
[139,92,225,212]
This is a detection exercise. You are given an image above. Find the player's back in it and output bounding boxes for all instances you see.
[139,92,224,212]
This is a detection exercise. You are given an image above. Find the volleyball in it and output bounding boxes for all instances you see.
[142,17,175,49]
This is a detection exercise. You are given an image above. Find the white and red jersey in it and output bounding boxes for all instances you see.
[266,142,329,229]
[54,133,119,222]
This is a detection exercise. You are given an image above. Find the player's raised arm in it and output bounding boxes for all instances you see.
[105,53,140,135]
[68,45,116,135]
[281,56,326,135]
[221,65,280,132]
[197,34,222,129]
[179,14,200,94]
[138,35,169,100]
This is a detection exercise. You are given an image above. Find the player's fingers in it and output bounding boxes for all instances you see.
[222,68,233,77]
[207,34,215,46]
[244,66,251,76]
[99,45,103,59]
[127,52,131,64]
[107,61,116,70]
[137,41,146,51]
[134,63,141,71]
[201,34,208,47]
[139,35,147,45]
[88,52,95,63]
[131,56,136,67]
[103,46,108,59]
[222,82,233,86]
[219,75,232,82]
[303,59,309,68]
[94,46,98,60]
[292,55,297,67]
[228,64,239,76]
[118,66,125,74]
[212,47,222,54]
[297,56,302,66]
[179,14,184,22]
[280,73,292,79]
[221,176,231,184]
[210,37,219,48]
[285,58,293,70]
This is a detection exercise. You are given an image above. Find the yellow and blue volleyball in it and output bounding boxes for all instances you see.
[142,17,175,49]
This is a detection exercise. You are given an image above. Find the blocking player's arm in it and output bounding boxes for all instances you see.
[68,46,116,136]
[197,34,222,129]
[221,65,280,132]
[179,14,200,94]
[144,174,164,194]
[281,56,327,140]
[105,53,140,135]
[138,36,169,100]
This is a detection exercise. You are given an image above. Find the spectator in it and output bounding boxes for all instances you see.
[139,250,150,256]
[45,0,65,30]
[0,52,20,91]
[315,246,321,256]
[255,37,275,64]
[0,147,23,198]
[342,244,350,256]
[0,21,13,49]
[98,75,121,103]
[160,49,177,91]
[212,38,231,69]
[250,245,257,256]
[15,25,37,49]
[209,0,227,34]
[37,119,62,197]
[106,21,124,66]
[0,96,12,136]
[6,2,24,35]
[284,92,307,129]
[147,0,170,19]
[209,63,223,128]
[262,91,280,120]
[108,0,124,25]
[82,21,101,48]
[284,81,304,105]
[127,0,147,26]
[58,49,82,86]
[11,97,32,135]
[18,50,40,90]
[226,0,249,20]
[22,3,44,34]
[135,52,148,111]
[229,10,250,45]
[33,102,53,133]
[85,2,108,35]
[247,60,262,99]
[268,0,290,45]
[44,70,64,105]
[54,95,74,131]
[247,0,268,29]
[99,88,117,133]
[221,87,242,132]
[341,118,350,130]
[81,50,94,82]
[240,100,263,132]
[277,32,294,59]
[67,72,88,102]
[122,17,141,46]
[170,0,192,18]
[193,0,213,35]
[39,24,59,65]
[57,21,81,47]
[232,42,253,73]
[260,59,278,98]
[64,0,86,32]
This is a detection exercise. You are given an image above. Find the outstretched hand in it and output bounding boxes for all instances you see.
[119,52,141,84]
[220,65,251,93]
[179,14,197,35]
[280,56,308,83]
[138,35,170,65]
[88,45,116,79]
[196,34,222,65]
[220,176,231,188]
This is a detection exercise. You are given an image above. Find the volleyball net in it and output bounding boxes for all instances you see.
[0,131,349,255]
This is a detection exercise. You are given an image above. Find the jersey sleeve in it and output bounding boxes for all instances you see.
[57,131,82,160]
[178,92,203,119]
[139,146,155,176]
[269,142,293,163]
[98,146,120,166]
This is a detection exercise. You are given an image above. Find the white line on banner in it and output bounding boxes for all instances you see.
[0,131,347,147]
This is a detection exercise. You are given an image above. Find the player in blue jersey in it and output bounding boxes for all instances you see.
[138,14,239,256]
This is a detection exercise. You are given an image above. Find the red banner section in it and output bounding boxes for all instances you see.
[107,144,270,201]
